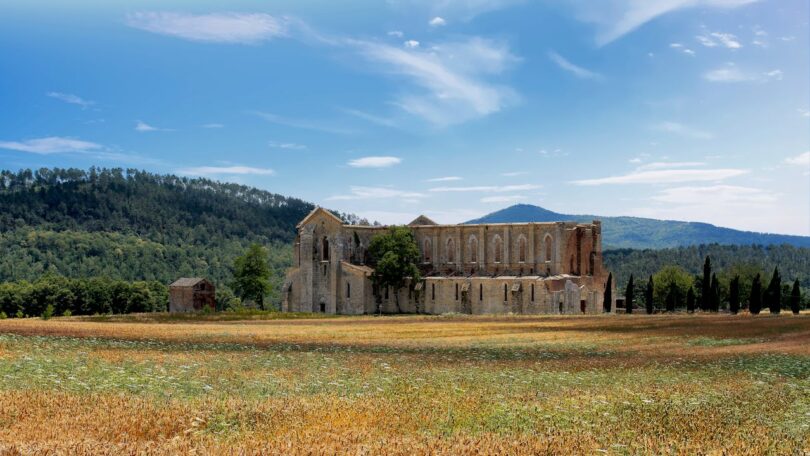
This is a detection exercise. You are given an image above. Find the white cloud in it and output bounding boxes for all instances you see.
[352,37,519,125]
[710,32,741,49]
[650,185,778,206]
[703,65,783,83]
[637,161,707,170]
[429,184,541,192]
[548,51,603,80]
[135,120,172,132]
[387,30,404,38]
[404,39,420,48]
[426,176,463,182]
[178,166,276,176]
[253,111,355,135]
[571,168,749,186]
[500,171,528,177]
[696,35,718,47]
[653,121,713,139]
[347,156,402,168]
[798,109,810,118]
[201,123,224,128]
[568,0,759,46]
[785,151,810,167]
[341,108,397,127]
[683,48,695,56]
[268,141,307,150]
[327,186,426,201]
[764,69,783,81]
[481,194,527,203]
[46,92,94,109]
[0,136,103,154]
[429,16,447,27]
[126,12,288,44]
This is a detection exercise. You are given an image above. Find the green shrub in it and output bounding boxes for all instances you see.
[62,309,72,317]
[15,310,24,319]
[41,304,55,320]
[0,311,6,319]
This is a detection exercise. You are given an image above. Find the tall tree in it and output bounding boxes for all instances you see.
[604,273,613,313]
[749,273,762,315]
[700,256,712,311]
[665,282,679,312]
[729,275,740,315]
[686,287,695,313]
[766,267,781,314]
[645,276,654,314]
[710,273,720,312]
[232,243,272,310]
[790,279,802,315]
[368,226,421,314]
[625,274,635,314]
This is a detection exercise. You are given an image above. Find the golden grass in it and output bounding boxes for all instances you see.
[0,314,807,455]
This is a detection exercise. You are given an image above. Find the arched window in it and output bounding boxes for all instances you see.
[423,238,432,263]
[518,236,527,263]
[589,252,596,275]
[346,282,351,298]
[468,236,478,263]
[544,234,553,262]
[494,235,503,263]
[446,238,455,263]
[322,237,329,261]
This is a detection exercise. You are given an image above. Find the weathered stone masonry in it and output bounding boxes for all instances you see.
[282,207,614,315]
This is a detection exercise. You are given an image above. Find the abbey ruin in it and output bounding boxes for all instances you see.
[282,207,614,315]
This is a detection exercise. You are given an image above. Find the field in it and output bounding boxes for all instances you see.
[0,314,807,455]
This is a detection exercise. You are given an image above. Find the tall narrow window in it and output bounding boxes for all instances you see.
[447,238,455,263]
[494,235,503,263]
[423,238,432,263]
[432,283,435,300]
[518,236,527,263]
[469,236,478,263]
[531,284,535,302]
[503,284,508,301]
[570,255,575,274]
[346,282,351,298]
[322,237,329,261]
[544,235,553,262]
[455,283,459,300]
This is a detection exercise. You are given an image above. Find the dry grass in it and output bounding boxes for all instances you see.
[0,313,807,455]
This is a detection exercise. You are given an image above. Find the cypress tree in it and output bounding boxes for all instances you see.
[749,273,762,315]
[710,273,720,312]
[790,279,801,315]
[665,282,678,312]
[766,267,781,314]
[686,287,695,313]
[645,276,654,314]
[604,272,613,313]
[625,274,635,314]
[700,256,711,311]
[729,275,740,315]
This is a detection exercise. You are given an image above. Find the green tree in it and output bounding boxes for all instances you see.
[653,266,693,310]
[700,256,711,311]
[765,267,781,315]
[729,275,740,315]
[232,243,272,310]
[686,287,696,313]
[710,273,720,312]
[645,276,654,314]
[790,279,802,315]
[368,227,421,314]
[749,273,762,315]
[625,274,634,314]
[665,282,680,312]
[604,272,613,313]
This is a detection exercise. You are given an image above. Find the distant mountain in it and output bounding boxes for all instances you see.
[467,204,810,249]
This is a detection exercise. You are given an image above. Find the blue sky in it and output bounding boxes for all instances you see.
[1,0,808,235]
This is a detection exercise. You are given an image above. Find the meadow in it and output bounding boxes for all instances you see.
[0,313,807,455]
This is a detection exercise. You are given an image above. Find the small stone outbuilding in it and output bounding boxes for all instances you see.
[169,278,216,312]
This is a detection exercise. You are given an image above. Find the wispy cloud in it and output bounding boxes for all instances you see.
[548,51,602,80]
[126,12,288,44]
[327,186,426,201]
[46,92,94,109]
[135,120,173,132]
[571,168,748,186]
[404,39,420,48]
[637,161,707,171]
[669,43,695,56]
[703,64,783,83]
[481,194,526,203]
[501,171,528,176]
[567,0,758,46]
[347,156,402,168]
[178,166,276,176]
[252,111,355,135]
[426,176,462,182]
[268,141,307,150]
[785,151,810,167]
[429,16,447,27]
[429,184,540,192]
[341,108,398,127]
[352,36,519,125]
[653,121,713,139]
[201,123,224,129]
[0,136,103,154]
[650,185,777,205]
[696,32,742,49]
[798,109,810,118]
[387,30,404,38]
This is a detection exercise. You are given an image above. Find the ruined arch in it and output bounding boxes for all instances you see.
[543,234,553,262]
[321,236,329,261]
[468,235,478,263]
[493,235,503,263]
[423,238,432,263]
[446,237,455,263]
[517,235,527,263]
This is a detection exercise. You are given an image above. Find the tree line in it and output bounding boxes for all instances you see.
[615,256,806,315]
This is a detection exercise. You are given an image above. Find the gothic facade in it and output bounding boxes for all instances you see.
[282,207,614,315]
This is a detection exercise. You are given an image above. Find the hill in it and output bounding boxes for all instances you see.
[467,204,810,249]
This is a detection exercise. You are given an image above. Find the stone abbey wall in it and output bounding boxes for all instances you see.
[282,208,613,315]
